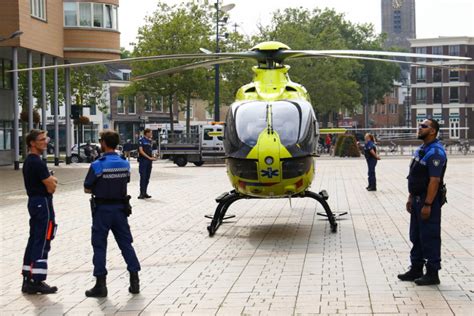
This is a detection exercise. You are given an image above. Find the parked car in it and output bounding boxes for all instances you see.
[71,143,100,163]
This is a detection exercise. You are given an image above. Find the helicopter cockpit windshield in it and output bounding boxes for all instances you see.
[226,100,316,157]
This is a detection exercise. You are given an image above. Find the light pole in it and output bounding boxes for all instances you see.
[214,1,234,122]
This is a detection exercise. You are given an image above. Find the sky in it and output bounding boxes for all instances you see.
[119,0,474,49]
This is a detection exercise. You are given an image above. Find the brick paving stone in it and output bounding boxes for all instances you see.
[0,156,472,315]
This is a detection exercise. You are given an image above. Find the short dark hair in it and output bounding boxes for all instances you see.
[144,128,152,135]
[99,129,120,149]
[427,118,440,135]
[26,129,46,148]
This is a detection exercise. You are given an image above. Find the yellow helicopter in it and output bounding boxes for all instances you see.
[16,41,471,236]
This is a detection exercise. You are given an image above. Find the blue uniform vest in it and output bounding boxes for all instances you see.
[407,139,447,195]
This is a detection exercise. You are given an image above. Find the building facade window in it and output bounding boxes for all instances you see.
[90,103,97,115]
[388,104,397,114]
[449,70,459,81]
[155,96,163,112]
[206,110,213,120]
[433,87,442,103]
[449,45,460,56]
[416,67,426,82]
[31,0,46,20]
[127,96,136,114]
[431,46,443,55]
[144,95,152,112]
[416,47,427,62]
[416,88,427,103]
[184,105,194,119]
[449,87,459,103]
[393,10,402,33]
[433,68,442,82]
[117,96,125,114]
[64,2,119,30]
[0,121,13,150]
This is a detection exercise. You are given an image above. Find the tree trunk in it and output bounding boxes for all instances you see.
[169,94,174,142]
[186,92,191,136]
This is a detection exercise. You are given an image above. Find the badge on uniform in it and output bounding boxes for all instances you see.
[433,159,440,167]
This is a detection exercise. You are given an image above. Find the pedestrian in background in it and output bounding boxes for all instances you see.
[364,133,381,191]
[325,134,332,153]
[138,128,156,199]
[84,130,141,297]
[123,139,132,161]
[21,129,58,294]
[398,119,447,285]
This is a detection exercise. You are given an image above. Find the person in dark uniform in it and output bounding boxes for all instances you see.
[398,119,447,285]
[138,128,155,199]
[84,130,141,297]
[22,129,58,294]
[364,133,381,191]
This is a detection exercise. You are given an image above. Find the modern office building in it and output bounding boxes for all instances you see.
[410,37,474,139]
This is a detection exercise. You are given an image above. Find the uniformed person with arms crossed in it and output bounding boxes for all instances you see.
[84,130,141,297]
[398,119,447,285]
[138,128,155,199]
[22,129,58,294]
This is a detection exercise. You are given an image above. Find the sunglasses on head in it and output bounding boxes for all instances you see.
[419,124,431,129]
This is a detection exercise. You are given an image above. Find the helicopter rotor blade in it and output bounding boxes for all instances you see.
[133,58,240,81]
[277,49,471,62]
[294,54,469,70]
[8,51,262,73]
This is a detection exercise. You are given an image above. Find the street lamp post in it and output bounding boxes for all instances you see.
[0,30,23,42]
[214,1,234,122]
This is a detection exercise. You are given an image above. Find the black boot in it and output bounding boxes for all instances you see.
[415,268,440,286]
[85,275,107,297]
[397,265,424,281]
[129,271,140,294]
[144,194,152,199]
[25,280,58,294]
[137,193,146,199]
[21,276,29,293]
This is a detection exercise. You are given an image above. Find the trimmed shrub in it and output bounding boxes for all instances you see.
[334,134,361,157]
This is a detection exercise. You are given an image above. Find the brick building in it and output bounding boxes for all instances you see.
[410,37,474,139]
[0,0,120,167]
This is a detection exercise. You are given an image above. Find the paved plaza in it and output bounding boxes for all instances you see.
[0,156,472,315]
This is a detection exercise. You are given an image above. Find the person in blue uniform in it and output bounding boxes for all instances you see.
[22,129,58,294]
[84,130,141,297]
[364,133,381,191]
[398,119,447,285]
[138,128,155,199]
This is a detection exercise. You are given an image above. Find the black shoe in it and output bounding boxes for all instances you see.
[85,275,107,297]
[25,280,58,294]
[129,271,140,294]
[415,269,440,286]
[21,276,29,293]
[144,194,152,199]
[397,265,424,281]
[137,194,146,199]
[367,187,377,191]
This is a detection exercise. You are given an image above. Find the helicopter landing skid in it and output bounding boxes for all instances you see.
[206,189,339,237]
[207,190,244,237]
